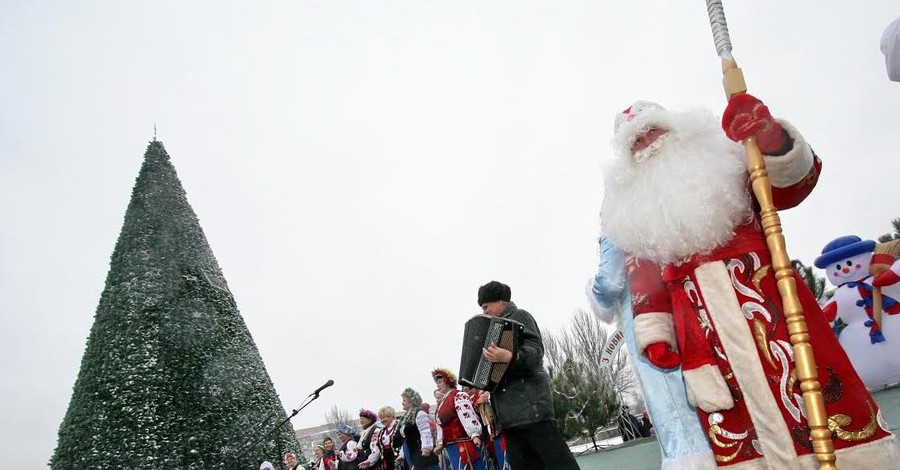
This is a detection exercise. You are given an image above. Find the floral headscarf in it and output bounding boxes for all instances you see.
[335,423,357,438]
[399,387,422,428]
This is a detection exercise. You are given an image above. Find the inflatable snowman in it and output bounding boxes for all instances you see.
[815,235,900,389]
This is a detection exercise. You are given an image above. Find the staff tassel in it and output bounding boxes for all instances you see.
[704,1,837,468]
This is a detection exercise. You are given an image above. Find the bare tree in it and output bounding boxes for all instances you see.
[325,405,354,428]
[545,307,636,399]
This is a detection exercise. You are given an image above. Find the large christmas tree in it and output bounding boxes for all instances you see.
[51,141,301,469]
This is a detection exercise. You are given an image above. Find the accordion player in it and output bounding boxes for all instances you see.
[458,314,524,391]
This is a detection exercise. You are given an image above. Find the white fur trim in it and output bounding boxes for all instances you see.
[633,312,676,352]
[764,120,814,188]
[661,452,718,470]
[719,458,777,470]
[819,435,900,469]
[683,364,734,412]
[722,435,900,470]
[694,261,800,468]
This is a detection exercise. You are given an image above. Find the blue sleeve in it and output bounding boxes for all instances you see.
[592,238,627,308]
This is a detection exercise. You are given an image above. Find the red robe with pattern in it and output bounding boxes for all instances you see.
[628,153,900,469]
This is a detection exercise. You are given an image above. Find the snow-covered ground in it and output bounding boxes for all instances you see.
[570,435,625,454]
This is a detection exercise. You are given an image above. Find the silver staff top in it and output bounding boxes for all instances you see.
[706,0,734,60]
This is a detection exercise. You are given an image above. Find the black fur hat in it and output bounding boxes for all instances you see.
[477,280,511,306]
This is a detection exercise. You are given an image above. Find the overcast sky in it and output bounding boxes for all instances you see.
[2,1,899,467]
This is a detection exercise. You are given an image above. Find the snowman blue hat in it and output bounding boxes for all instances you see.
[814,235,876,269]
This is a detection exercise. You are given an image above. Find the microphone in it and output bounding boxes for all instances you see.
[311,379,335,396]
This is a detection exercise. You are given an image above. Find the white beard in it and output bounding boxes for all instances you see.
[602,108,753,265]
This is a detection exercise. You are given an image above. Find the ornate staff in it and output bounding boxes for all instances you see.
[704,2,837,468]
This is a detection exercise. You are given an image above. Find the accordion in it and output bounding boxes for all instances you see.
[458,314,524,391]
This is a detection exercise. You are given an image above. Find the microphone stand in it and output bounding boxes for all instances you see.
[217,389,327,469]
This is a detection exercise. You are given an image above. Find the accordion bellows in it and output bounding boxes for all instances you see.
[459,314,524,391]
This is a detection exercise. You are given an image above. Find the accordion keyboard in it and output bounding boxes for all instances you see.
[473,321,503,385]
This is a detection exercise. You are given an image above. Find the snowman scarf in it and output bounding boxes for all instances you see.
[848,281,900,343]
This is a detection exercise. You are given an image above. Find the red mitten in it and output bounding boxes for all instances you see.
[722,93,786,154]
[645,342,681,369]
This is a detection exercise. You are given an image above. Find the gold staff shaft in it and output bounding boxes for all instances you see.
[720,58,837,469]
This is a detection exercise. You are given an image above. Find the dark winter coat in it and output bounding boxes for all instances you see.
[491,302,556,431]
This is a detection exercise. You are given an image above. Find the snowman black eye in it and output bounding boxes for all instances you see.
[835,265,841,270]
[847,261,852,266]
